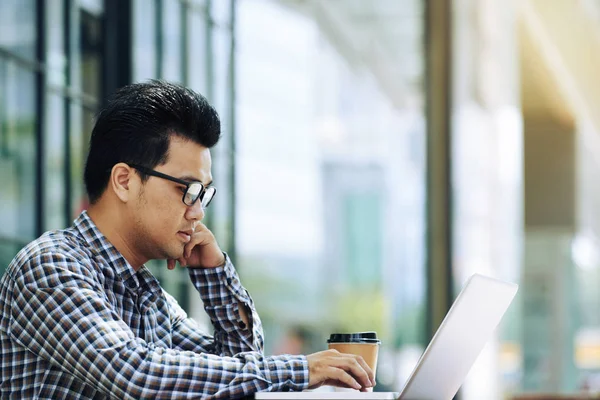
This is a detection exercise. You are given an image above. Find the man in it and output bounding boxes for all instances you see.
[0,81,374,399]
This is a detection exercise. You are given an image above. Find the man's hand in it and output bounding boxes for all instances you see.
[306,349,375,391]
[167,222,225,269]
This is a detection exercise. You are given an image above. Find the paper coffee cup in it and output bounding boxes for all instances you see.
[327,331,380,391]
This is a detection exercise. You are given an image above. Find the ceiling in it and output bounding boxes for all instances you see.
[278,0,424,109]
[519,13,574,125]
[520,0,600,132]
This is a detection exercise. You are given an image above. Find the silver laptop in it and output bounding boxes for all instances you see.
[255,273,518,400]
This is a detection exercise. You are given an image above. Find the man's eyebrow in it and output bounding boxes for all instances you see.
[178,175,213,186]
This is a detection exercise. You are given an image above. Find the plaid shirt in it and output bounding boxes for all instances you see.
[0,211,308,399]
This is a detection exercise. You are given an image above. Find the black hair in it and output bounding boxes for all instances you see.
[84,80,221,203]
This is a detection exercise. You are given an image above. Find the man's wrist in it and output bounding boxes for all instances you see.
[266,355,310,392]
[189,252,227,269]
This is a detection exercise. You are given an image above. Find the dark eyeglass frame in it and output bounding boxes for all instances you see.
[129,164,216,208]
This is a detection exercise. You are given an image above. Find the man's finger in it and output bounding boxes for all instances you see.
[332,356,372,389]
[184,231,210,259]
[351,355,375,387]
[325,366,361,390]
[193,222,208,233]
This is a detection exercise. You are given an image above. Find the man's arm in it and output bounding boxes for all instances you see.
[163,262,377,393]
[9,252,308,399]
[170,255,263,355]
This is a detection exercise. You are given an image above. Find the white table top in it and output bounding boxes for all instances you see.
[255,392,399,399]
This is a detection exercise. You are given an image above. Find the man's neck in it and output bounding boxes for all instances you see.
[86,202,146,271]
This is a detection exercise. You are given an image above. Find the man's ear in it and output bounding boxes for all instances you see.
[110,163,136,203]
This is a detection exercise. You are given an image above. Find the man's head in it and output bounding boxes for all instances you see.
[85,80,220,201]
[84,80,221,264]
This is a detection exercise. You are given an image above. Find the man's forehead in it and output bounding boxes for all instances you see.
[178,171,213,184]
[162,158,212,183]
[163,136,212,177]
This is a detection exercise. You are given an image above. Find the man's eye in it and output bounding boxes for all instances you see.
[179,187,187,193]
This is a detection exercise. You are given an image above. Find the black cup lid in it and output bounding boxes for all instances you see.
[327,331,381,344]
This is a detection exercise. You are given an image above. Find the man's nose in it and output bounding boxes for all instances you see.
[185,199,205,221]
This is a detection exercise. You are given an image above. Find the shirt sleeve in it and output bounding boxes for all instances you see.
[180,253,264,355]
[7,252,309,399]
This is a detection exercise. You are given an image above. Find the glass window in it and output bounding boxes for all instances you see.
[68,3,82,93]
[0,0,37,60]
[235,0,426,390]
[211,0,231,27]
[46,0,67,87]
[187,10,208,95]
[69,104,95,218]
[208,24,233,252]
[65,1,103,97]
[78,0,103,15]
[0,60,37,273]
[80,8,103,98]
[162,0,183,82]
[44,92,66,231]
[133,0,158,81]
[212,27,232,118]
[0,240,23,277]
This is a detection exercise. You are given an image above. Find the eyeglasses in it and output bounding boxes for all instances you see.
[129,164,216,208]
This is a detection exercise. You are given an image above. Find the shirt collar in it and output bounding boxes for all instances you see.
[72,211,161,295]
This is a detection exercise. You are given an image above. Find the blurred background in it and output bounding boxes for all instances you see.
[2,0,600,398]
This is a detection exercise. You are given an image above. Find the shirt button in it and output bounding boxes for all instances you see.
[126,279,136,289]
[238,321,246,329]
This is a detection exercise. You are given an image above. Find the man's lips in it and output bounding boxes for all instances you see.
[177,231,192,243]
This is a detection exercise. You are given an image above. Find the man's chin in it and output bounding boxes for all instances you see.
[160,246,185,261]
